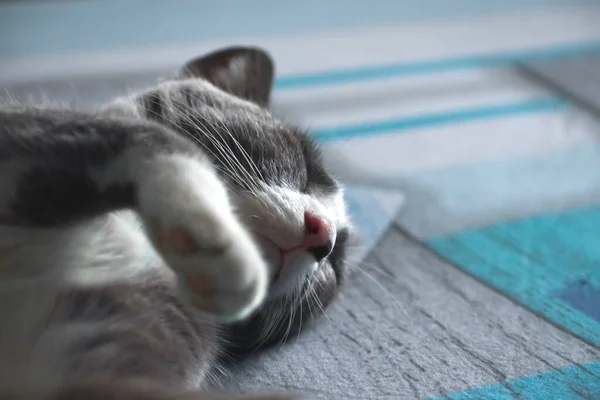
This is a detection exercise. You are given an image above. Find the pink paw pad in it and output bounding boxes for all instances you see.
[189,294,222,315]
[150,221,199,254]
[168,227,199,254]
[188,273,215,298]
[185,273,226,315]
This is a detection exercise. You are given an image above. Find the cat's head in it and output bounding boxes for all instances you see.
[126,47,352,353]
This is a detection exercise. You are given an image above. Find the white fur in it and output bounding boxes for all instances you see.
[0,71,349,395]
[0,213,161,395]
[135,154,269,318]
[0,151,270,391]
[233,183,349,297]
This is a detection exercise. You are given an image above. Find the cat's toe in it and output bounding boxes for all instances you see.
[149,217,268,321]
[180,231,268,321]
[137,157,269,320]
[185,270,265,321]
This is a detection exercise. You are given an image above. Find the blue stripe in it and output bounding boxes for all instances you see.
[313,97,567,142]
[426,204,600,347]
[274,42,600,90]
[343,185,405,261]
[429,361,600,400]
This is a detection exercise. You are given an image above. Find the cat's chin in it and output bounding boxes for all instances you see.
[267,252,319,300]
[222,260,338,357]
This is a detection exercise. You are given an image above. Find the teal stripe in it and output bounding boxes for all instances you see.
[1,0,596,60]
[313,97,567,142]
[429,361,600,400]
[426,204,600,347]
[274,42,600,90]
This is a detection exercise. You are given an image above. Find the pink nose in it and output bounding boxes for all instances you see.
[302,211,335,261]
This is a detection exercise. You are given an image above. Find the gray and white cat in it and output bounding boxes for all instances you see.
[0,47,351,399]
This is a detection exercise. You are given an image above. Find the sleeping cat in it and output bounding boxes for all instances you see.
[0,47,351,399]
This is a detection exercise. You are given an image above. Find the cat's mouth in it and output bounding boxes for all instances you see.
[252,234,283,282]
[251,233,312,284]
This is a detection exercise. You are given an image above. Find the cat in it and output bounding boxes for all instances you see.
[0,47,352,399]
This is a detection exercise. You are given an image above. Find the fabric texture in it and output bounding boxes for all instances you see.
[2,2,600,399]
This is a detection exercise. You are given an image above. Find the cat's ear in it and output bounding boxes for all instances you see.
[179,46,275,107]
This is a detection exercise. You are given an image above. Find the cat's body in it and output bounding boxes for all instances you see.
[0,48,351,399]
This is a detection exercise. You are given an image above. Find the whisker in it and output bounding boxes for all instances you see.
[183,89,264,191]
[309,285,332,325]
[352,266,411,321]
[295,299,304,342]
[168,103,251,190]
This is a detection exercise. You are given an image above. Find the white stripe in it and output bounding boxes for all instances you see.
[1,6,599,84]
[272,68,552,128]
[394,140,600,238]
[321,107,600,177]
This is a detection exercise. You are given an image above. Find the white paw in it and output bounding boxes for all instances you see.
[137,155,268,321]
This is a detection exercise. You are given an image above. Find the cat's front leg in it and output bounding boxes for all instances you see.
[0,109,268,321]
[135,152,269,321]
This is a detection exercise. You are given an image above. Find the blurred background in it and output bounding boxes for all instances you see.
[3,0,598,234]
[1,1,600,398]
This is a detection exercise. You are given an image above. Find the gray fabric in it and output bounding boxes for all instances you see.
[224,224,600,399]
[520,54,600,117]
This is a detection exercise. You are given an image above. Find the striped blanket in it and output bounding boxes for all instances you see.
[1,1,599,398]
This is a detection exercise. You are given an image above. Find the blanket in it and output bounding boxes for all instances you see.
[1,2,599,398]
